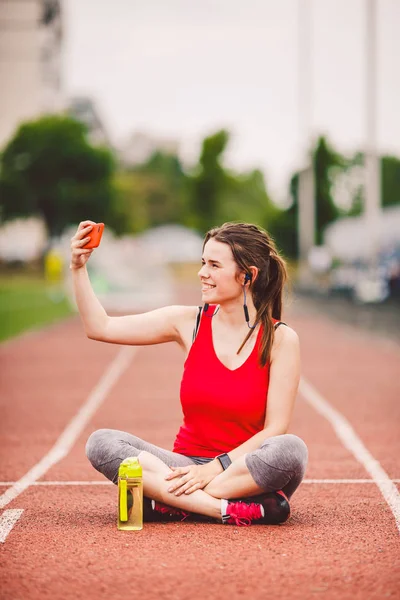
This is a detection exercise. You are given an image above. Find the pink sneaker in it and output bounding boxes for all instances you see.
[221,491,291,526]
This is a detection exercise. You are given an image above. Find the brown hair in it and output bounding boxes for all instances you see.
[203,222,289,367]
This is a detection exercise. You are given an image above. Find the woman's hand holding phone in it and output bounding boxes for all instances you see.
[70,220,103,270]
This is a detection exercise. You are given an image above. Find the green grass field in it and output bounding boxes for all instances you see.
[0,274,74,342]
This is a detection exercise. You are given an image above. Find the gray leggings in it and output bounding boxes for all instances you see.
[85,429,308,501]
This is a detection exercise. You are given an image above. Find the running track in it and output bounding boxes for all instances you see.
[1,283,399,599]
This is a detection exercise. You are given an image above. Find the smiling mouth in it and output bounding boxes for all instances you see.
[201,284,216,291]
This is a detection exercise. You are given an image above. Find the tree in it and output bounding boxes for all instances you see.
[134,151,188,226]
[269,173,299,259]
[343,152,400,217]
[0,115,116,237]
[109,171,150,235]
[283,136,345,254]
[381,155,400,208]
[190,129,229,232]
[217,168,280,231]
[312,136,342,244]
[111,150,190,235]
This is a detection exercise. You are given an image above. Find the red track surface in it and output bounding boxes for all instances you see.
[1,283,399,599]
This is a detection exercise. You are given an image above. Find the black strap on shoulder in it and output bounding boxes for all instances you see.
[192,306,203,343]
[192,312,286,342]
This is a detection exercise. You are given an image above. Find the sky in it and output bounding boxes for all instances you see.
[63,0,400,204]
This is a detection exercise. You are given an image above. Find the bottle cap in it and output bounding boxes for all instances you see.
[118,456,142,478]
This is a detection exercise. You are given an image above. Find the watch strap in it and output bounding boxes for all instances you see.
[215,453,232,470]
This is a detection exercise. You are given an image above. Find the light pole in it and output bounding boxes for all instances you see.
[364,0,381,270]
[297,0,316,289]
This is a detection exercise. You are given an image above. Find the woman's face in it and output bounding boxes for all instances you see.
[198,239,242,304]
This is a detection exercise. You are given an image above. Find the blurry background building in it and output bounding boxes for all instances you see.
[0,217,47,262]
[67,96,110,146]
[0,0,64,148]
[324,205,400,264]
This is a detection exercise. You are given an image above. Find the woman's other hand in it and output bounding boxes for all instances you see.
[70,220,96,270]
[164,462,222,496]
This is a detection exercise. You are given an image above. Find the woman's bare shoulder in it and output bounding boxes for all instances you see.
[271,322,299,362]
[174,304,201,323]
[173,304,202,351]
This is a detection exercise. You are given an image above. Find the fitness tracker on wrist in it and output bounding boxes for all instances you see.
[215,453,232,470]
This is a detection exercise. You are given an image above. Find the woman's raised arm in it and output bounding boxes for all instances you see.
[70,221,196,346]
[93,305,195,346]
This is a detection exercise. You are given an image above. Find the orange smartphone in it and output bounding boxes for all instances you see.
[83,223,104,249]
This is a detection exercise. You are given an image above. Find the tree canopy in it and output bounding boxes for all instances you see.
[0,115,116,237]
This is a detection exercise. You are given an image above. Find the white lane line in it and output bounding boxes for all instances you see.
[302,479,400,484]
[0,479,399,486]
[300,377,400,533]
[0,481,113,486]
[0,346,136,510]
[0,510,24,543]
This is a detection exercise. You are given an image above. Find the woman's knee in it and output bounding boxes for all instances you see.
[285,434,308,473]
[282,433,308,457]
[261,433,309,473]
[85,428,115,467]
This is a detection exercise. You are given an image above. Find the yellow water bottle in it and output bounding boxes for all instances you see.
[117,457,143,531]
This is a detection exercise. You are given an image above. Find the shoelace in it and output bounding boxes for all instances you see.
[154,501,190,522]
[226,502,263,526]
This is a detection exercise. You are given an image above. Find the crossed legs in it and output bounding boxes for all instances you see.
[136,451,222,520]
[85,429,308,520]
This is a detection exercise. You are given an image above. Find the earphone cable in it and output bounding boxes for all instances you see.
[243,287,257,329]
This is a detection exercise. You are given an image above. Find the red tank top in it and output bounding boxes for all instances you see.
[173,305,279,457]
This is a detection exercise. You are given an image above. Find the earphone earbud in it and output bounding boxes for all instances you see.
[242,273,257,329]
